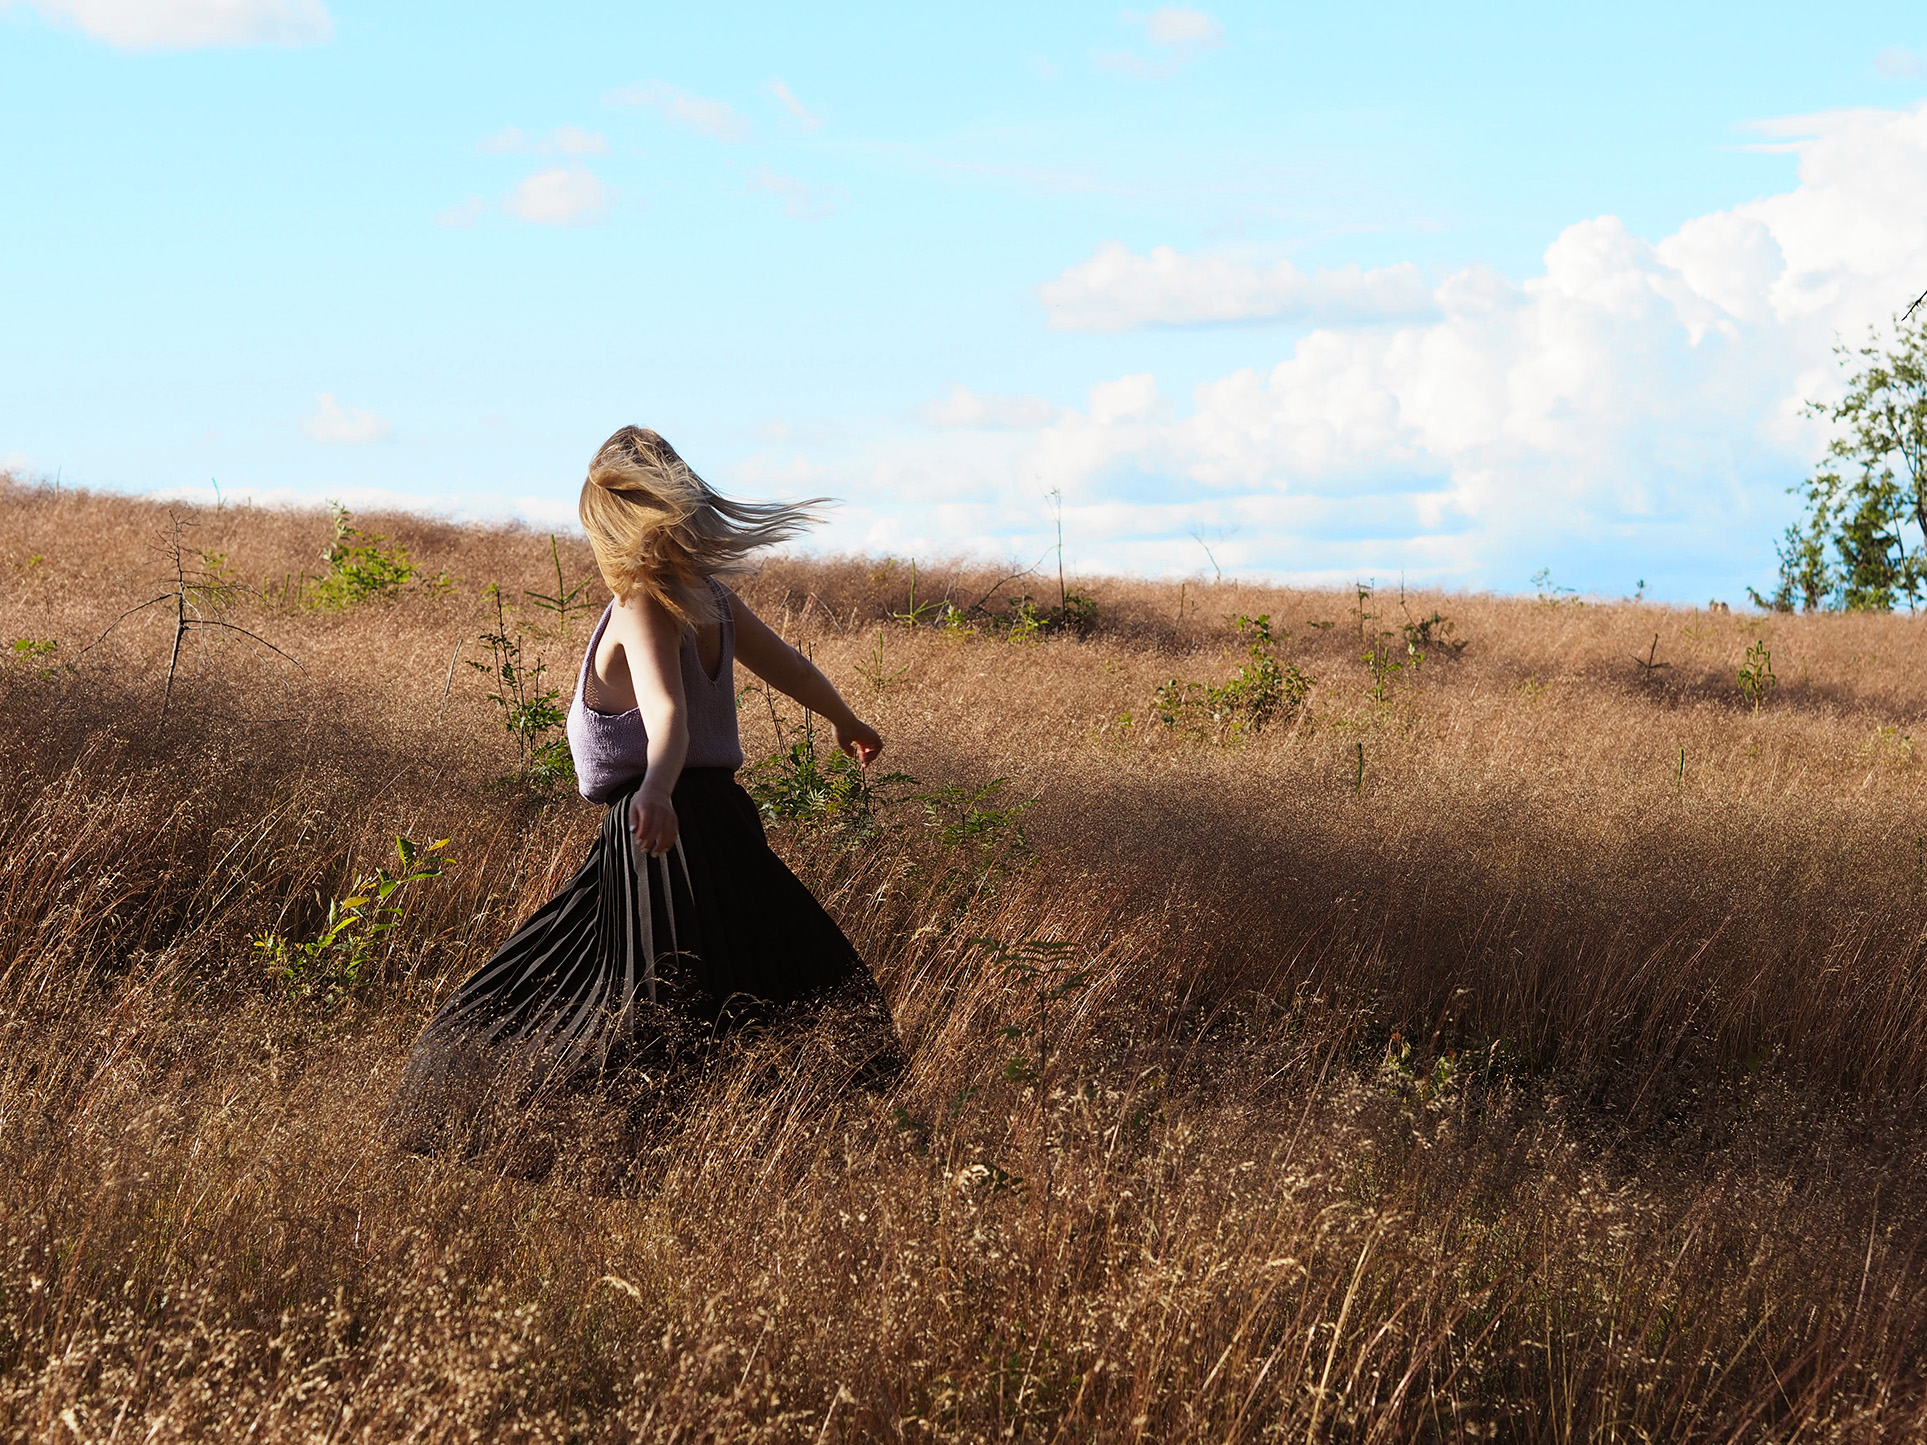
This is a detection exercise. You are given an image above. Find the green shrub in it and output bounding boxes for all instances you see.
[1738,638,1777,711]
[311,504,438,609]
[253,836,453,1007]
[1154,613,1311,742]
[469,585,574,794]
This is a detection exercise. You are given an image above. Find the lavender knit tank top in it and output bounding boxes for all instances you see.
[565,579,745,803]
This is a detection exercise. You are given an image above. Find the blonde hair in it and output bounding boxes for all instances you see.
[578,426,824,626]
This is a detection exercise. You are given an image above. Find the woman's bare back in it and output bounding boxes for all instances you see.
[590,613,725,713]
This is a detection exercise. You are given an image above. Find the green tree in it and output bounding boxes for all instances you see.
[1757,316,1927,612]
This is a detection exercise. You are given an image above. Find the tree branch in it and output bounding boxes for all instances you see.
[185,619,308,673]
[75,595,178,659]
[961,553,1051,618]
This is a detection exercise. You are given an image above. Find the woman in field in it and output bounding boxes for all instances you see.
[387,427,900,1154]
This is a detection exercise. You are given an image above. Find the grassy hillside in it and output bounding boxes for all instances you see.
[6,476,1927,1440]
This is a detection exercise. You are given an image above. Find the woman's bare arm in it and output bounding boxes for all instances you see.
[604,591,689,854]
[729,592,883,764]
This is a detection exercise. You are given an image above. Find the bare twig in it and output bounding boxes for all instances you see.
[960,554,1048,619]
[77,513,302,738]
[76,595,176,660]
[191,619,305,670]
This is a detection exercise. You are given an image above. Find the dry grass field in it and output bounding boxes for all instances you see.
[8,475,1927,1440]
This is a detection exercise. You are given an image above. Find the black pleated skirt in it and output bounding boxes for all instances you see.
[385,768,901,1156]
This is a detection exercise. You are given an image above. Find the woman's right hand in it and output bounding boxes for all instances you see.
[836,716,883,766]
[628,788,679,857]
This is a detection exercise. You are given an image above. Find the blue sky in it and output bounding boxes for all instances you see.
[5,2,1927,600]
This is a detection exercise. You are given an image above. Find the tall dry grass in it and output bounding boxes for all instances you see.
[6,476,1927,1440]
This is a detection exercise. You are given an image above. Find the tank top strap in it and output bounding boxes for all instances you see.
[578,602,615,709]
[711,576,734,663]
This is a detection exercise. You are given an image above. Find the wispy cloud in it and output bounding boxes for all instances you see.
[480,124,608,156]
[932,156,1125,197]
[1875,45,1927,79]
[6,0,331,48]
[923,385,1061,430]
[1098,6,1223,79]
[1144,6,1222,46]
[1038,242,1435,331]
[607,81,750,143]
[749,166,838,220]
[304,394,391,445]
[434,196,485,229]
[503,166,611,227]
[766,79,823,132]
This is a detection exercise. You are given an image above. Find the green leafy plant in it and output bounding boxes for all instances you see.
[743,695,910,844]
[1363,639,1406,705]
[523,533,597,628]
[1350,581,1377,643]
[915,777,1033,870]
[888,560,947,628]
[311,504,422,609]
[856,627,911,692]
[1531,568,1581,606]
[978,936,1090,1089]
[975,934,1095,1208]
[1055,589,1099,638]
[1401,611,1466,659]
[469,585,574,790]
[1377,1030,1464,1110]
[6,638,64,679]
[1632,633,1672,682]
[254,836,453,1006]
[1738,638,1778,712]
[1154,614,1311,742]
[1005,595,1052,644]
[745,695,1030,871]
[993,589,1099,643]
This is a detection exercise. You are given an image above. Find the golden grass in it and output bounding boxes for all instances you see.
[6,476,1927,1440]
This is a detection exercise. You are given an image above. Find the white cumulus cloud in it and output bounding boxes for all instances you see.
[504,166,611,227]
[1040,242,1437,330]
[802,100,1927,598]
[8,0,330,48]
[304,394,391,445]
[607,81,750,143]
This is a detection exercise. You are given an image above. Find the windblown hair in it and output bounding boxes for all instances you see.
[579,427,825,626]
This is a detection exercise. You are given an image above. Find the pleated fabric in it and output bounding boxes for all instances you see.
[384,768,901,1157]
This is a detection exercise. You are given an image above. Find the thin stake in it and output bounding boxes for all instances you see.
[1049,488,1065,613]
[1678,746,1686,783]
[157,550,188,740]
[1355,741,1365,792]
[436,637,464,721]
